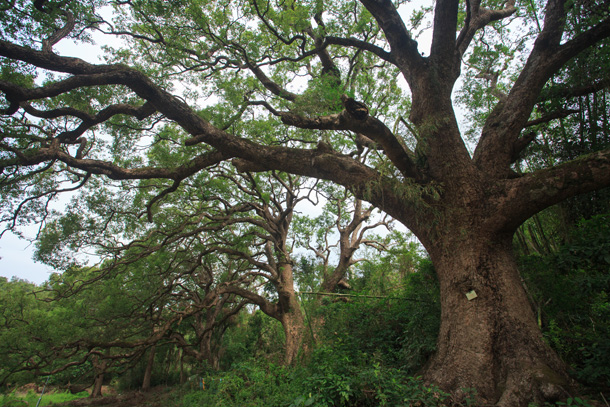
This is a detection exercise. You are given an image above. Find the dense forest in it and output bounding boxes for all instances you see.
[1,0,610,405]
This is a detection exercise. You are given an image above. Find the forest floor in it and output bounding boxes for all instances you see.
[54,386,175,407]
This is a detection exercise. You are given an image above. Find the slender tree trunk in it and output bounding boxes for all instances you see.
[141,345,156,392]
[179,349,186,384]
[277,263,306,365]
[422,233,571,406]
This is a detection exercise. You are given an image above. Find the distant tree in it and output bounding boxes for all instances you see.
[293,183,391,295]
[2,0,610,404]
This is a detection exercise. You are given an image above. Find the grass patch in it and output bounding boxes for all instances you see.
[0,390,89,406]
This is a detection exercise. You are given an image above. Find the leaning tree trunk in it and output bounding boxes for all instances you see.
[422,232,572,406]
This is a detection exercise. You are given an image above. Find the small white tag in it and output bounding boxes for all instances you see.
[465,290,477,301]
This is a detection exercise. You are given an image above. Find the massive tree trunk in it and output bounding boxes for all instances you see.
[419,219,572,405]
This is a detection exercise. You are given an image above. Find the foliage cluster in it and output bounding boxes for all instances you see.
[179,360,300,407]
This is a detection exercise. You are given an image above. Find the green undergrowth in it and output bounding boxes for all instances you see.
[174,363,602,407]
[174,353,454,407]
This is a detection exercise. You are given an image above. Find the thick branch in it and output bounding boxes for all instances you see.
[247,63,298,101]
[218,285,278,317]
[2,142,228,181]
[0,73,133,102]
[357,0,424,79]
[503,149,610,229]
[279,111,422,181]
[0,39,127,76]
[0,36,429,232]
[42,10,75,53]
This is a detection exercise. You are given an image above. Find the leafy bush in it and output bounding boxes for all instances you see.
[220,311,286,370]
[178,359,300,407]
[295,345,449,407]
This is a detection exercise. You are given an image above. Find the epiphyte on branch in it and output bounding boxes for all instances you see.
[340,94,369,120]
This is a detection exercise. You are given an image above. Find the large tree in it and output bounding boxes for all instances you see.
[1,0,610,404]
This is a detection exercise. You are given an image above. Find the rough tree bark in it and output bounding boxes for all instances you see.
[414,178,574,404]
[424,236,569,405]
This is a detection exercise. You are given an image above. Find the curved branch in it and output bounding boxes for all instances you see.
[2,141,229,182]
[218,284,278,317]
[0,39,128,76]
[19,101,156,143]
[251,0,307,48]
[246,62,298,101]
[0,73,131,103]
[0,166,89,236]
[146,179,181,222]
[42,10,75,53]
[456,0,517,56]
